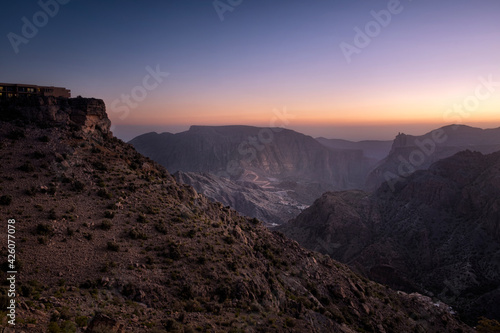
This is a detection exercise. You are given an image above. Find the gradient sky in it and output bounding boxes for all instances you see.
[1,0,499,141]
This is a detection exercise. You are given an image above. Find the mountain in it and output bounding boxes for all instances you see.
[129,125,371,190]
[277,150,500,324]
[0,96,473,332]
[365,125,500,191]
[315,137,392,162]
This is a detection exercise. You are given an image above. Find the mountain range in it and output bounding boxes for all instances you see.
[129,126,382,225]
[0,96,474,332]
[130,124,500,229]
[130,125,373,189]
[365,125,500,190]
[278,149,500,324]
[129,121,500,326]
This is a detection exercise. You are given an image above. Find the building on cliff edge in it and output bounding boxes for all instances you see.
[0,83,71,99]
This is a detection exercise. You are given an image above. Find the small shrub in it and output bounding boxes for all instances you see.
[223,235,235,245]
[104,211,115,219]
[36,223,54,236]
[25,186,37,196]
[0,195,12,206]
[7,129,25,140]
[179,285,194,300]
[137,214,147,223]
[18,161,35,172]
[107,241,120,252]
[48,208,57,220]
[284,317,295,328]
[72,180,85,192]
[128,229,148,240]
[97,189,112,199]
[32,151,46,159]
[75,316,88,327]
[197,257,206,265]
[100,220,113,231]
[155,222,168,234]
[92,161,107,171]
[60,320,76,332]
[47,322,61,333]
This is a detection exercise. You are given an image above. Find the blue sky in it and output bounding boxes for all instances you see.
[1,0,500,141]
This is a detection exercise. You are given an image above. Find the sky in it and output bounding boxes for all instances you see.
[1,0,500,141]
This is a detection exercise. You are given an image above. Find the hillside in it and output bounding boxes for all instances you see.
[0,96,473,332]
[278,150,500,325]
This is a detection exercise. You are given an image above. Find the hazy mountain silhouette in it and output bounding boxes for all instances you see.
[315,137,392,162]
[130,125,372,190]
[366,125,500,191]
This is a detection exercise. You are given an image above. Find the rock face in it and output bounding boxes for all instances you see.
[0,98,473,332]
[278,150,500,324]
[174,171,307,226]
[130,125,372,190]
[0,96,111,136]
[366,125,500,190]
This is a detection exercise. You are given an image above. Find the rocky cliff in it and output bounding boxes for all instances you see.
[278,150,500,324]
[0,97,473,332]
[0,95,111,136]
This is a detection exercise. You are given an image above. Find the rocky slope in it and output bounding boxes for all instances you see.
[278,150,500,325]
[365,125,500,191]
[174,171,310,226]
[129,125,372,190]
[0,96,473,332]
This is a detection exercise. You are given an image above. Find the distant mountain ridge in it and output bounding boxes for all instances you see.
[366,124,500,190]
[130,125,372,190]
[315,137,392,161]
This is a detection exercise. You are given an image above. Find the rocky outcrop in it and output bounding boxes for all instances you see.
[278,150,500,324]
[0,96,111,136]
